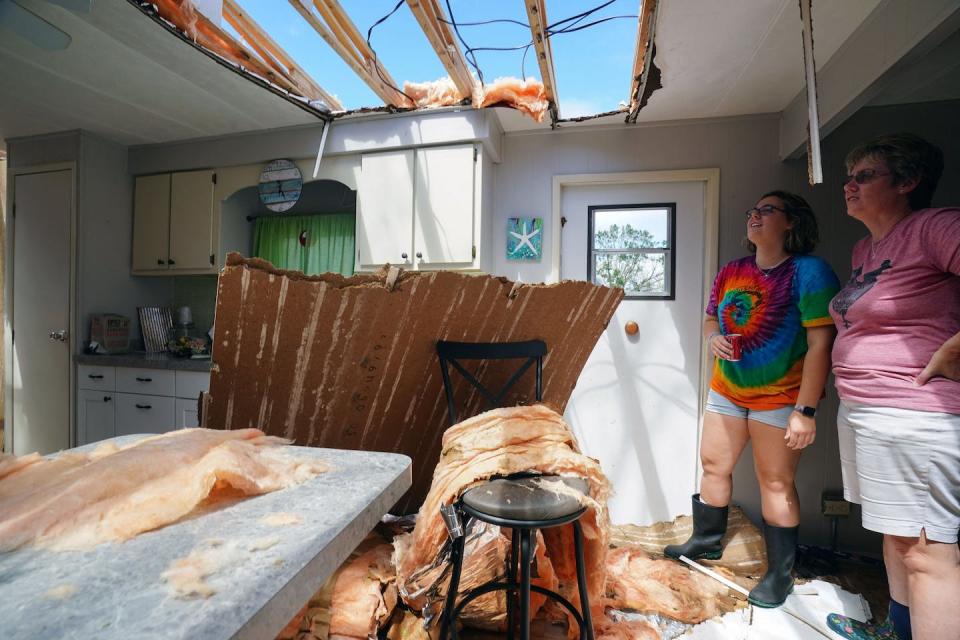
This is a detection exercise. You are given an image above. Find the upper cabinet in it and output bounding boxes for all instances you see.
[357,143,483,272]
[132,169,216,275]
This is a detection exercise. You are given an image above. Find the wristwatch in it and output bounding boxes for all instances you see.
[794,405,817,418]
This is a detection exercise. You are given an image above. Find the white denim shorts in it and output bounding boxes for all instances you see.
[838,400,960,544]
[705,390,793,429]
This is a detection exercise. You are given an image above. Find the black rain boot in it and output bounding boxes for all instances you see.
[664,494,729,560]
[748,522,798,608]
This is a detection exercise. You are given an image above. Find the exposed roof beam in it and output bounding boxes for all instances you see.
[627,0,660,123]
[405,0,476,102]
[223,0,341,109]
[523,0,559,125]
[288,0,413,108]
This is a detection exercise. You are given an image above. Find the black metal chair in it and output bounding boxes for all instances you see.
[435,340,595,640]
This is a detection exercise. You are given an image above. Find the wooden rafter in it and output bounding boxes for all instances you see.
[287,0,413,108]
[405,0,476,101]
[627,0,660,123]
[523,0,559,125]
[223,0,341,109]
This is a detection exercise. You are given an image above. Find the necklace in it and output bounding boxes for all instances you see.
[755,255,790,277]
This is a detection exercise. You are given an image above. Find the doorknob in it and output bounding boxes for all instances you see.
[49,329,68,342]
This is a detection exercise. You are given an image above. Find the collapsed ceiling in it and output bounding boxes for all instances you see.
[204,254,624,513]
[129,0,661,127]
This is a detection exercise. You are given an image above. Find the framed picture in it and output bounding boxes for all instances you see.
[506,217,543,262]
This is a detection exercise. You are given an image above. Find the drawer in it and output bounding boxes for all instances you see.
[116,367,175,396]
[175,370,210,400]
[115,393,176,436]
[78,365,116,391]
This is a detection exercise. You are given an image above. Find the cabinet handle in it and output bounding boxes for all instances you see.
[401,252,408,260]
[416,251,422,259]
[135,377,153,382]
[135,404,152,410]
[103,396,112,402]
[88,374,104,380]
[167,259,176,266]
[157,258,165,265]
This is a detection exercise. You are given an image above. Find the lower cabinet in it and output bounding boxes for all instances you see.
[77,364,210,445]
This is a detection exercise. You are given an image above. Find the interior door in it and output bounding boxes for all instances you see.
[12,169,73,455]
[561,181,706,525]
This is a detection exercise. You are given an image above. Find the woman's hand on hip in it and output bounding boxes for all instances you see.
[709,333,734,360]
[784,412,816,450]
[915,337,960,385]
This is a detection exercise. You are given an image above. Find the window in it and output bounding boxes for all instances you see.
[588,204,676,299]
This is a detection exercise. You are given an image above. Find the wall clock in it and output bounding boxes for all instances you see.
[258,159,303,213]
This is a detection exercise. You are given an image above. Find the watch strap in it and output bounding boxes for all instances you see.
[794,405,816,417]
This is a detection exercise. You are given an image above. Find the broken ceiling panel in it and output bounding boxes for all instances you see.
[204,254,623,513]
[627,0,662,123]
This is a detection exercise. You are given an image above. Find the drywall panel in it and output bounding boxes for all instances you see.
[205,254,623,513]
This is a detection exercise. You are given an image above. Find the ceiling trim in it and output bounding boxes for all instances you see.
[627,0,661,123]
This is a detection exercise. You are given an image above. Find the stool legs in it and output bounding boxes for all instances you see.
[506,531,520,640]
[573,520,595,640]
[439,532,466,640]
[519,529,533,640]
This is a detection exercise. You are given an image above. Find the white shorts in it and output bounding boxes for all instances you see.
[837,400,960,543]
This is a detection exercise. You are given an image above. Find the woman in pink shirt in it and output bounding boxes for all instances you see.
[826,133,960,640]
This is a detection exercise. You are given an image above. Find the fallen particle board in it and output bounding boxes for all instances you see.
[204,254,624,513]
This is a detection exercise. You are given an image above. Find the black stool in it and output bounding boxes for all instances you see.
[438,475,596,640]
[434,339,596,640]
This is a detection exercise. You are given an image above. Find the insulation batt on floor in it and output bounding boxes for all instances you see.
[279,405,878,640]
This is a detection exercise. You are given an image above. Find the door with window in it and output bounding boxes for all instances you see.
[561,180,708,526]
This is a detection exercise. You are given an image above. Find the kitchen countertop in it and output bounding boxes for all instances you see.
[0,435,412,640]
[75,352,214,372]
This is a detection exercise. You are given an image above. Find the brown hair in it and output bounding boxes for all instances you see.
[745,190,820,255]
[845,133,944,210]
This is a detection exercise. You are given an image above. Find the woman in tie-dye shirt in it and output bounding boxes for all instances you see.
[665,191,839,609]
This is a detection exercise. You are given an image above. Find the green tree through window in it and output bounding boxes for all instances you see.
[594,223,668,293]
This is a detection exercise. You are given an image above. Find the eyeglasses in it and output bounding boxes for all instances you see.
[744,205,786,219]
[844,169,891,185]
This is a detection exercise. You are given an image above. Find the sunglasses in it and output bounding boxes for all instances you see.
[844,169,891,185]
[744,205,787,219]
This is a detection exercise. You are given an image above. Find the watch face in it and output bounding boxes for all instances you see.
[258,159,302,213]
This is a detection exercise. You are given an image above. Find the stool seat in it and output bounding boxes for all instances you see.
[461,476,590,522]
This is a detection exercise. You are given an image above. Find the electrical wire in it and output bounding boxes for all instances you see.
[444,0,485,84]
[365,0,417,106]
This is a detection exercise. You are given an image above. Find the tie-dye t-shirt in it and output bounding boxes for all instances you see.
[706,255,840,410]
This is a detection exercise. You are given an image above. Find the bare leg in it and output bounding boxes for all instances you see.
[892,530,960,640]
[883,534,910,605]
[748,420,802,526]
[699,411,750,507]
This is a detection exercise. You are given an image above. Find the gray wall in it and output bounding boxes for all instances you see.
[76,133,171,350]
[732,98,960,555]
[492,115,788,282]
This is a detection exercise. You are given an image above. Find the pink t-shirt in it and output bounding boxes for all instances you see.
[829,207,960,413]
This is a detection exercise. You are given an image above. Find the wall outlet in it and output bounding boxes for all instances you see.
[821,492,850,517]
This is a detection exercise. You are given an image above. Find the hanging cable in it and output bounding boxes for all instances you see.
[444,0,485,84]
[365,0,417,106]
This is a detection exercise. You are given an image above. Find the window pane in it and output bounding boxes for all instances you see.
[594,252,668,295]
[593,208,670,250]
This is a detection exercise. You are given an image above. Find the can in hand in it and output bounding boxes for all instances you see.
[727,333,743,361]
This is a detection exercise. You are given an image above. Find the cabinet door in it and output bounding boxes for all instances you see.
[116,393,177,436]
[169,170,216,271]
[78,390,116,446]
[132,174,171,272]
[358,150,415,269]
[176,398,200,428]
[415,145,475,266]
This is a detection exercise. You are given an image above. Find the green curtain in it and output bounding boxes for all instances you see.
[252,213,355,276]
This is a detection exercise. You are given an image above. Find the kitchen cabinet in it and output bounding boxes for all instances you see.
[357,144,482,272]
[76,364,210,445]
[132,169,217,275]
